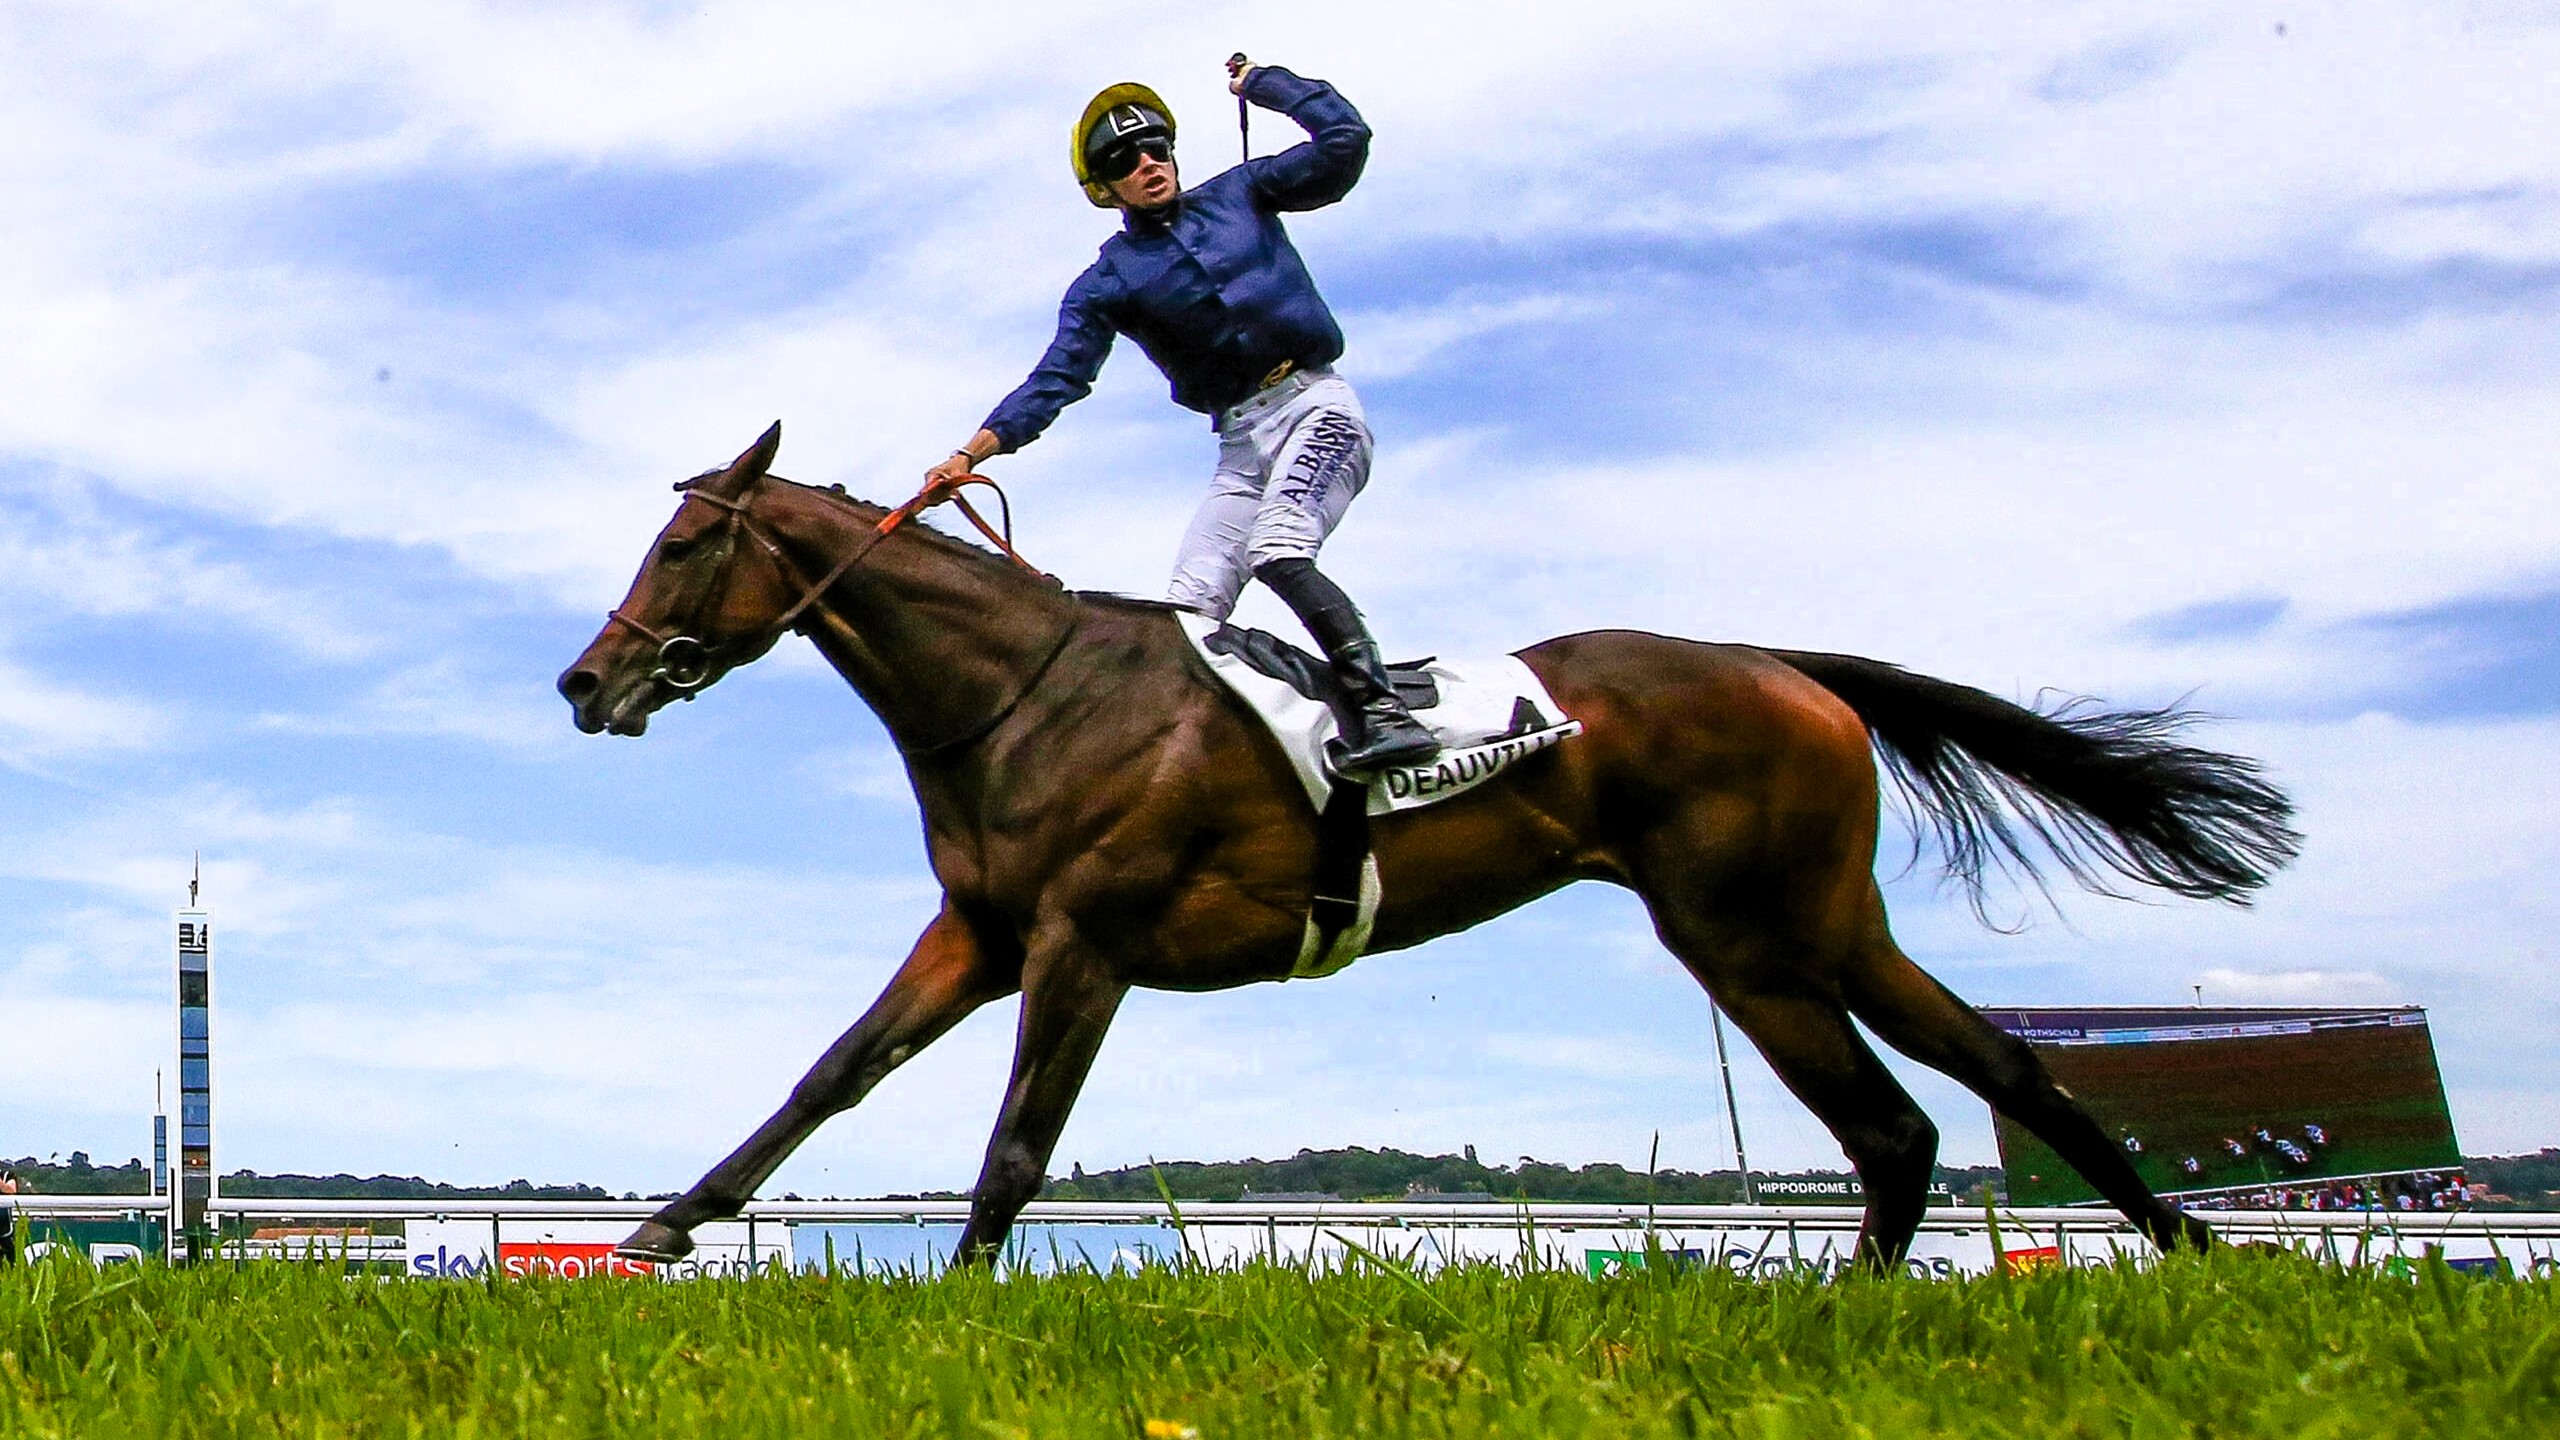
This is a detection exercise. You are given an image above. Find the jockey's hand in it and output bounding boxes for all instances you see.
[921,451,976,502]
[925,428,1002,504]
[1227,54,1256,94]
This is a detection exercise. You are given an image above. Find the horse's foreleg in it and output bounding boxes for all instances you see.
[953,942,1126,1268]
[1840,930,2216,1253]
[618,902,1013,1262]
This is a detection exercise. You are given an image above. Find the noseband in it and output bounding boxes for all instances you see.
[603,481,818,694]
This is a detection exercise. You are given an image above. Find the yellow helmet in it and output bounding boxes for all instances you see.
[1072,82,1176,208]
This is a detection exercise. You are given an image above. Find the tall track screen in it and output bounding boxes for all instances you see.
[176,907,214,1251]
[1979,1006,2461,1207]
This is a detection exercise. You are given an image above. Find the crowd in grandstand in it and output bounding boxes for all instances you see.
[2108,1116,2479,1210]
[2186,1171,2477,1212]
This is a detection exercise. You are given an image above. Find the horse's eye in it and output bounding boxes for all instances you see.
[660,537,695,562]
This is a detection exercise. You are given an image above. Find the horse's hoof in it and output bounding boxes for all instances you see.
[617,1221,694,1263]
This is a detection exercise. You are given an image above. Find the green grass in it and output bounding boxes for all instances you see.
[1,1250,2554,1437]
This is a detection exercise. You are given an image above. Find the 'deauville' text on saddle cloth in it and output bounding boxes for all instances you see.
[1177,612,1584,980]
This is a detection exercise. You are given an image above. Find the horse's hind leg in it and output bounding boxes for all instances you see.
[1838,916,2215,1253]
[1707,982,1941,1272]
[1650,914,1940,1272]
[619,900,1014,1262]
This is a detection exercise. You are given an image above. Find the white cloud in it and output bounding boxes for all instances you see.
[0,654,165,765]
[0,471,374,656]
[0,987,174,1169]
[1481,1033,1707,1084]
[1346,295,1612,382]
[5,0,2553,592]
[799,744,919,804]
[0,778,961,1186]
[253,660,571,751]
[2194,968,2405,1004]
[1317,305,2560,714]
[4,0,2559,1189]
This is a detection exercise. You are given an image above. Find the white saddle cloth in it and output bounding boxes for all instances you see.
[1178,612,1582,814]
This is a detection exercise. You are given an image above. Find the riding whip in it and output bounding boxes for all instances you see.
[1228,52,1251,162]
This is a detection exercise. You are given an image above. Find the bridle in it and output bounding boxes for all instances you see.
[603,471,1067,749]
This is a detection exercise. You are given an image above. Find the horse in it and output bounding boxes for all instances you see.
[557,424,2299,1270]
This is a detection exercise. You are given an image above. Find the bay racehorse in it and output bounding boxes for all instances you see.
[558,424,2299,1270]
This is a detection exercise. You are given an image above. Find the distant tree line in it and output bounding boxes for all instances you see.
[1032,1147,2008,1205]
[1,1152,142,1195]
[1035,1146,2560,1207]
[12,1146,2556,1207]
[2469,1149,2560,1207]
[1,1153,611,1201]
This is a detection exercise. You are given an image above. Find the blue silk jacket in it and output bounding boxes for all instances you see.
[981,67,1369,450]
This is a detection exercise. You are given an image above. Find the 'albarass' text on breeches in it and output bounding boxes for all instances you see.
[1165,368,1373,619]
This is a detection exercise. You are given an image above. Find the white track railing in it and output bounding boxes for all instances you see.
[6,1196,170,1219]
[16,1195,2556,1247]
[158,1196,2560,1239]
[17,1196,2557,1276]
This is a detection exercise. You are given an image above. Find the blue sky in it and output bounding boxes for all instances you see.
[4,1,2557,1196]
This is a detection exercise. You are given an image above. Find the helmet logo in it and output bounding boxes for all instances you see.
[1086,104,1170,161]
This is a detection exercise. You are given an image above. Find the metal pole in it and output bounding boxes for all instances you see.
[1709,1002,1756,1204]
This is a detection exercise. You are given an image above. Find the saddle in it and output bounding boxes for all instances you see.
[1179,613,1583,979]
[1199,624,1443,732]
[1181,616,1580,813]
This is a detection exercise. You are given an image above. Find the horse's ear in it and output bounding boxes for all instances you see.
[705,421,783,495]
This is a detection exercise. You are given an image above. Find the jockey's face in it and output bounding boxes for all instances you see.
[1106,142,1178,210]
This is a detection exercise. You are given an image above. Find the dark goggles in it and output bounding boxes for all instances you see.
[1090,135,1172,184]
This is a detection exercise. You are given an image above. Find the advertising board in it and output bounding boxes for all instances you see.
[789,1222,1183,1276]
[1979,1005,2463,1206]
[402,1219,788,1280]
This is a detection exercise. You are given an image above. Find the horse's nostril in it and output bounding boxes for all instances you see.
[559,668,601,704]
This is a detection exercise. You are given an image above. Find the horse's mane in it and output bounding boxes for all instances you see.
[746,474,1015,571]
[729,474,1174,620]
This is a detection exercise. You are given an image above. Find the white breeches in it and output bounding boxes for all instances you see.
[1165,368,1373,620]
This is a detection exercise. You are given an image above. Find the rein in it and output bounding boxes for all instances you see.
[604,471,1071,753]
[771,476,1040,634]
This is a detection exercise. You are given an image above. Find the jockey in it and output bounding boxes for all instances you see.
[923,58,1439,774]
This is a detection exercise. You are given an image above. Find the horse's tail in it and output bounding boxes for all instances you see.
[1768,649,2301,910]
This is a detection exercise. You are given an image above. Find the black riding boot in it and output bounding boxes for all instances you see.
[1255,558,1441,774]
